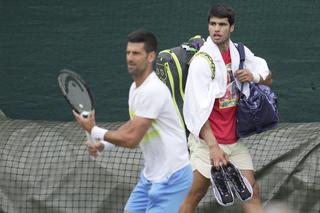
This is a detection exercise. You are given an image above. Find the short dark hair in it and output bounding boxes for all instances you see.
[207,4,235,26]
[127,29,157,53]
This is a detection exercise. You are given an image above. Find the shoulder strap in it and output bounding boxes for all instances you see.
[236,42,245,69]
[235,42,246,92]
[190,52,215,80]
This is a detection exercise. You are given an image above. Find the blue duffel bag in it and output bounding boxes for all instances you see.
[236,43,279,138]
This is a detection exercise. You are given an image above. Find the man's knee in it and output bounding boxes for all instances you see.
[186,185,208,204]
[251,180,261,201]
[192,189,207,202]
[182,170,211,208]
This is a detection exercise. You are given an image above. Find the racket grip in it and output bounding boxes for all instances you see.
[85,131,101,158]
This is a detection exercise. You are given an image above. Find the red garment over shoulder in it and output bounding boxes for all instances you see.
[209,49,238,144]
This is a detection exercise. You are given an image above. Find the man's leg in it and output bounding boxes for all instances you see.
[241,170,263,213]
[179,170,211,213]
[222,141,262,213]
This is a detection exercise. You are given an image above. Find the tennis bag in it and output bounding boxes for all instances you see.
[155,35,214,133]
[236,43,279,138]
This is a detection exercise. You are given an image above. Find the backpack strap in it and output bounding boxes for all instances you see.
[161,49,184,99]
[190,52,215,80]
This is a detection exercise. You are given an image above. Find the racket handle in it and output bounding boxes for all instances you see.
[81,111,101,158]
[85,131,101,158]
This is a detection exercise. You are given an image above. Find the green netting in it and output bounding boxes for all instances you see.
[1,112,319,213]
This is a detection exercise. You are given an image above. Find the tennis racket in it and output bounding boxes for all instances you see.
[57,69,100,156]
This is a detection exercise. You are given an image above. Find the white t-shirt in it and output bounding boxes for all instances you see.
[128,72,190,182]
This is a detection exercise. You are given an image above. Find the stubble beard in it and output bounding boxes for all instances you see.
[211,36,230,51]
[128,66,144,79]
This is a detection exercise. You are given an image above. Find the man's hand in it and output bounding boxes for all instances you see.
[85,140,105,157]
[234,69,257,83]
[200,120,229,168]
[209,144,229,168]
[73,110,96,133]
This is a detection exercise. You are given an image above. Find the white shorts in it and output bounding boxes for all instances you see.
[188,134,254,179]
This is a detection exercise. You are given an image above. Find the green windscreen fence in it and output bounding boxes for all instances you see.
[0,112,319,213]
[0,0,320,122]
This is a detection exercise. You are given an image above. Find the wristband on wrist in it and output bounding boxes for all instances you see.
[252,72,261,83]
[91,126,108,141]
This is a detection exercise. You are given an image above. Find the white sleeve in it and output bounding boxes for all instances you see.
[244,46,270,80]
[253,56,270,80]
[135,84,166,119]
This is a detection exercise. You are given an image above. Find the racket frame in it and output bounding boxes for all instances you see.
[57,69,95,114]
[57,69,100,158]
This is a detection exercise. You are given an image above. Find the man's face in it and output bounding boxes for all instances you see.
[208,16,234,45]
[126,42,149,77]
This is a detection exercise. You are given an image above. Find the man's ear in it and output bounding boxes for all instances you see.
[148,51,156,63]
[230,24,235,33]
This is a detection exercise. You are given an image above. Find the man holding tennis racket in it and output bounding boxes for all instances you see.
[73,29,192,213]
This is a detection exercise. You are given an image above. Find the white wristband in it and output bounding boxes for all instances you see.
[100,140,115,149]
[91,126,108,141]
[252,72,261,83]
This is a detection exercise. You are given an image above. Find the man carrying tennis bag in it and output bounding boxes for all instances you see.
[154,23,277,211]
[179,4,274,213]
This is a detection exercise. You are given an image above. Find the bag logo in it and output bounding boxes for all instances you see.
[155,62,167,83]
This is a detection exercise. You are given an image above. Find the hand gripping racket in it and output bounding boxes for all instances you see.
[57,69,100,157]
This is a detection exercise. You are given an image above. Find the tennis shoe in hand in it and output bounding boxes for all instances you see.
[222,162,253,202]
[210,166,234,206]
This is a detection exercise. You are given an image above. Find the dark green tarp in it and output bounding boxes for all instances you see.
[0,0,320,122]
